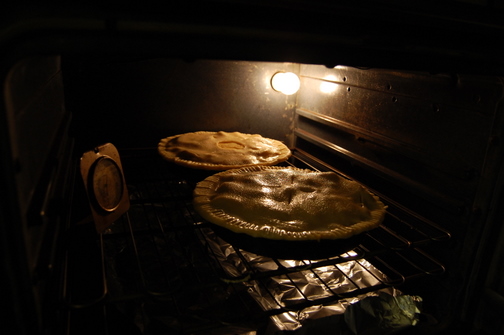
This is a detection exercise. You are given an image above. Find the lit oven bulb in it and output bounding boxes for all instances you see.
[271,72,300,95]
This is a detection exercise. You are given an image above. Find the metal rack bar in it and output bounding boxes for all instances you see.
[62,148,448,333]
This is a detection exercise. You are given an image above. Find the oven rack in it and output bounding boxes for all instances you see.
[62,148,449,334]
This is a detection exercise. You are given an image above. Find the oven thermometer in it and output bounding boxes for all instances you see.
[80,143,130,232]
[90,157,124,212]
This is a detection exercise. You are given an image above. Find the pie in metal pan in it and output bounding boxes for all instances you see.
[158,131,291,170]
[193,166,387,243]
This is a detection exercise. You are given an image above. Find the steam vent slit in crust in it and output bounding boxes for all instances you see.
[158,131,291,170]
[193,166,387,241]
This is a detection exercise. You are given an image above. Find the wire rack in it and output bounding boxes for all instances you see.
[62,148,450,334]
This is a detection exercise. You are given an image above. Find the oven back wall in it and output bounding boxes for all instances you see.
[63,58,297,152]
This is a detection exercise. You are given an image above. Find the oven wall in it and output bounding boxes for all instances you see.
[294,64,504,329]
[1,55,71,335]
[62,58,298,153]
[4,56,66,222]
[296,65,504,221]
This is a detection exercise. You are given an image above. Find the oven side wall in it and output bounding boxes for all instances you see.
[1,55,71,335]
[294,64,504,330]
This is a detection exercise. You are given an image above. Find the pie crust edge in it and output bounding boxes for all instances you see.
[193,166,387,241]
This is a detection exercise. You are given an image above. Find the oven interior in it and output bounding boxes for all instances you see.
[5,55,502,335]
[3,2,504,334]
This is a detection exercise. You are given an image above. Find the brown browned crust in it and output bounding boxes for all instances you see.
[193,166,387,241]
[158,131,291,170]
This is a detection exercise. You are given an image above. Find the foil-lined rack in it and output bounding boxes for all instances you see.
[62,149,450,334]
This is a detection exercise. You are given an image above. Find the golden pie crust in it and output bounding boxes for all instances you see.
[193,166,387,241]
[158,131,291,170]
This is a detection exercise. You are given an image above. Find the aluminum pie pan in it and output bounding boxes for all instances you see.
[208,222,365,260]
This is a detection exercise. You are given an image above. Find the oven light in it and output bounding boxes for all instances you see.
[271,72,300,95]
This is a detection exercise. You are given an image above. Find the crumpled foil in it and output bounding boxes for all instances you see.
[345,292,423,334]
[200,227,409,332]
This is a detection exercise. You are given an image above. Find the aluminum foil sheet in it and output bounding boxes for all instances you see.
[200,226,401,332]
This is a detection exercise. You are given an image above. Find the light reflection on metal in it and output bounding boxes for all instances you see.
[271,72,301,95]
[320,75,338,94]
[201,226,398,332]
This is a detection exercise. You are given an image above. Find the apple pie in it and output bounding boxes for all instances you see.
[158,131,291,170]
[193,166,387,241]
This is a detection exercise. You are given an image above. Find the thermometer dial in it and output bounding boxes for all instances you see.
[89,156,124,212]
